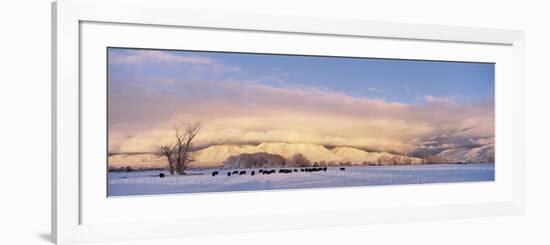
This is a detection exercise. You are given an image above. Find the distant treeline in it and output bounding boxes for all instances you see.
[223,152,493,169]
[108,152,493,172]
[223,152,423,169]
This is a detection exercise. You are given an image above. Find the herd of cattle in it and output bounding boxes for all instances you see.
[159,167,346,178]
[210,167,346,177]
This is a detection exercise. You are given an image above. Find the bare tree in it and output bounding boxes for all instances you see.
[159,144,176,175]
[402,155,412,165]
[173,121,202,175]
[291,153,311,167]
[158,121,203,175]
[390,156,402,165]
[377,156,392,165]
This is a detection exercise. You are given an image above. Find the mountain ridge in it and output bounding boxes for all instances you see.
[108,142,493,169]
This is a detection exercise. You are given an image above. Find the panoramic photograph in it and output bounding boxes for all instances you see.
[107,47,495,196]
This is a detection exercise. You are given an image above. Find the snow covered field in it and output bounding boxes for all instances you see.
[108,163,494,196]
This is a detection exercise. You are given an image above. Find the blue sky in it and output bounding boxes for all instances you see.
[109,48,494,104]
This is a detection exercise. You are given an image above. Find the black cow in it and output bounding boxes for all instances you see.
[251,170,255,176]
[323,167,327,172]
[211,171,219,177]
[239,170,246,175]
[159,173,165,178]
[232,170,239,175]
[340,167,346,171]
[227,172,232,176]
[263,169,275,175]
[279,169,292,174]
[293,169,298,172]
[305,167,324,172]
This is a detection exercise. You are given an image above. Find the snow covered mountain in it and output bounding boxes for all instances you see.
[108,142,489,169]
[192,142,343,167]
[331,146,422,165]
[434,144,494,163]
[257,142,343,162]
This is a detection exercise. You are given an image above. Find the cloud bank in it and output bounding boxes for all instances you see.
[108,49,494,157]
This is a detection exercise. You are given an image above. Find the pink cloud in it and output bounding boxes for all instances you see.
[109,79,493,154]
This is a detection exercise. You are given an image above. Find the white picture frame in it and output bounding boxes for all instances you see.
[52,0,525,244]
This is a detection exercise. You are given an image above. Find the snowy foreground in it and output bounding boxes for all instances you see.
[108,163,494,196]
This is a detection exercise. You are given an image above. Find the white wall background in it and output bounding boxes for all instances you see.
[0,0,548,244]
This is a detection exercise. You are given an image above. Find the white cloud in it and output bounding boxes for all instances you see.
[110,50,214,65]
[368,87,381,92]
[109,50,242,72]
[424,95,456,104]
